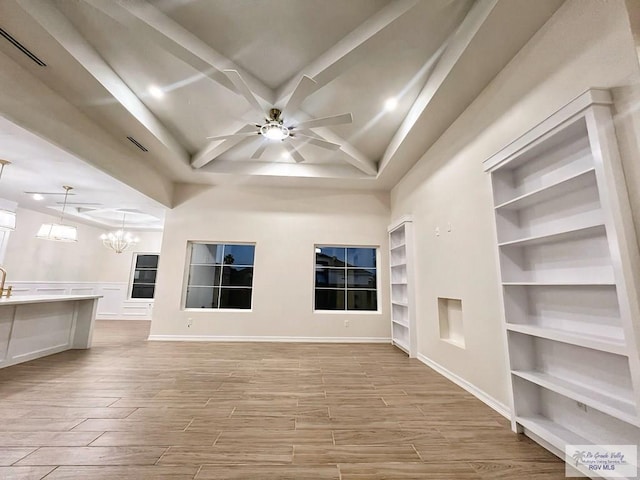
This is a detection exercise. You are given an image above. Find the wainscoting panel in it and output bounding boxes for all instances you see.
[7,282,153,320]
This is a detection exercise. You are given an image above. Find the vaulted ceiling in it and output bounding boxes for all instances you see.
[0,0,563,225]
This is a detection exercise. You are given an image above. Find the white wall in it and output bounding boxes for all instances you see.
[390,0,640,408]
[4,207,108,281]
[3,207,162,282]
[2,206,163,319]
[150,185,391,340]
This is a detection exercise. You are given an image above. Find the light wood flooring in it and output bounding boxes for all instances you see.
[0,320,566,479]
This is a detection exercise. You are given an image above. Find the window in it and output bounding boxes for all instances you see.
[130,254,159,299]
[315,246,378,311]
[185,243,255,309]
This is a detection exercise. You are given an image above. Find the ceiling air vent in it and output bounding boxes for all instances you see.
[127,136,149,152]
[0,27,46,67]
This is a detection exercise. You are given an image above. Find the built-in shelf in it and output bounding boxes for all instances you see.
[498,222,605,248]
[389,218,415,358]
[506,323,626,356]
[517,415,590,451]
[512,370,638,426]
[393,337,409,353]
[392,318,409,328]
[485,90,640,477]
[495,168,596,211]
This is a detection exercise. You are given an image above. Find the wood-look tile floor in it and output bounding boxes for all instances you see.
[0,321,566,479]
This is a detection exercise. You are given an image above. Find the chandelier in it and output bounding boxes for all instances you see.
[36,185,77,242]
[100,213,139,254]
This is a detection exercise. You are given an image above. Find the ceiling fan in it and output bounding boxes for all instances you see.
[205,70,353,164]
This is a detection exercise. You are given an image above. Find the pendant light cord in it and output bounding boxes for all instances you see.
[60,186,72,224]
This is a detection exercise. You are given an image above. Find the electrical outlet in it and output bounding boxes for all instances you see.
[435,227,440,237]
[344,319,349,328]
[577,401,587,412]
[447,222,452,232]
[187,317,192,328]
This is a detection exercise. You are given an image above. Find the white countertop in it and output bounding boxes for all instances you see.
[0,294,102,306]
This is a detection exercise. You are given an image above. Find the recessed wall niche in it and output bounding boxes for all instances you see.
[438,297,465,348]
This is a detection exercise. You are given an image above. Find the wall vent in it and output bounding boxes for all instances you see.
[0,27,47,67]
[127,136,149,152]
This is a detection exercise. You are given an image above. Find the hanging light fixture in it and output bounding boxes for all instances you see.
[36,185,78,242]
[100,213,139,254]
[0,160,16,231]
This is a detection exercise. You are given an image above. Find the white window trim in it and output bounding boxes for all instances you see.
[182,241,256,311]
[313,244,381,314]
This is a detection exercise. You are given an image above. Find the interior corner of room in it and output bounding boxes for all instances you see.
[1,0,640,477]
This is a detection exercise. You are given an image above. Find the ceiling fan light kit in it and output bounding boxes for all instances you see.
[260,109,290,141]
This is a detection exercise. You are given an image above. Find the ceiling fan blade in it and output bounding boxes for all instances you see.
[292,133,341,151]
[224,69,265,115]
[282,75,317,118]
[292,113,353,130]
[284,143,306,163]
[251,142,269,159]
[206,131,258,141]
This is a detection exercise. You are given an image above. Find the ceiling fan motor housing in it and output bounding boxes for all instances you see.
[269,108,282,122]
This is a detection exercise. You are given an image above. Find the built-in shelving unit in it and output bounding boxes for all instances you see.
[388,216,416,357]
[484,89,640,478]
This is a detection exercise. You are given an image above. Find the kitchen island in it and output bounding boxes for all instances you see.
[0,294,102,368]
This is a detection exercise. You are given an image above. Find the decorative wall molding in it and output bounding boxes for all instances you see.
[9,281,153,320]
[417,352,510,419]
[149,335,391,343]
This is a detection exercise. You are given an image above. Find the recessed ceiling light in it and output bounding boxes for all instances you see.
[148,85,164,99]
[32,193,44,201]
[384,97,398,112]
[281,152,290,159]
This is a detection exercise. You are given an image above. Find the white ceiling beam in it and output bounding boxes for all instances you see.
[0,50,174,207]
[191,134,255,170]
[192,128,376,175]
[85,0,376,174]
[200,160,373,180]
[308,127,377,176]
[275,0,421,103]
[191,124,258,169]
[82,0,274,106]
[191,117,376,175]
[378,0,499,173]
[15,0,190,165]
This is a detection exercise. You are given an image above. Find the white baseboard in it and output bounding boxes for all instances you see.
[97,318,151,322]
[148,335,391,343]
[417,352,511,419]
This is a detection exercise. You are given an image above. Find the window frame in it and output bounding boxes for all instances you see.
[313,244,381,314]
[128,252,160,301]
[183,241,256,311]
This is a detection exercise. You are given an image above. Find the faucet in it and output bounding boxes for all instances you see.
[0,266,12,297]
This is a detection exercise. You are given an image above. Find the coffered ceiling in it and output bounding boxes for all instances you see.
[0,0,563,225]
